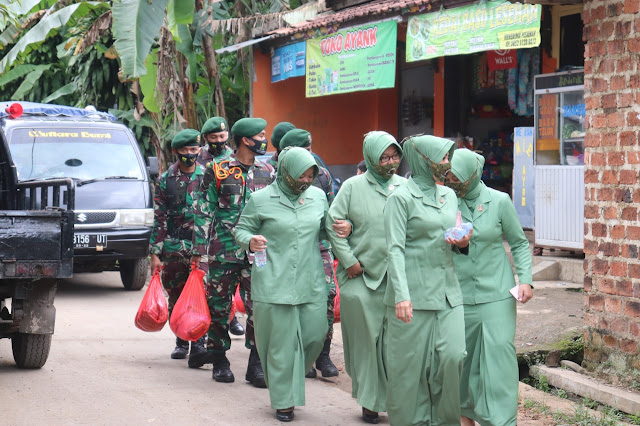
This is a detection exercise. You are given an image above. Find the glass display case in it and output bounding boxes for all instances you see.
[533,70,585,166]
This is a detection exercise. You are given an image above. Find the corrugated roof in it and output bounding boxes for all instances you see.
[268,0,432,39]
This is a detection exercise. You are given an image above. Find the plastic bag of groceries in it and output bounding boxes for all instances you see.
[169,263,210,341]
[135,271,169,332]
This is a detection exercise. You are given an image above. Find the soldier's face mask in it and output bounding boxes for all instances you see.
[179,153,198,167]
[283,167,314,195]
[246,136,268,155]
[412,141,451,182]
[205,132,228,155]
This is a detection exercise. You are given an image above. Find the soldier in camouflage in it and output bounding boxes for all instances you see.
[149,129,208,361]
[197,116,234,166]
[197,116,244,337]
[189,117,276,387]
[268,121,296,169]
[279,128,351,379]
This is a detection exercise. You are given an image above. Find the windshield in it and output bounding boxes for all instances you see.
[8,127,144,181]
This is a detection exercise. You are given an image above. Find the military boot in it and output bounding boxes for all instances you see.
[170,338,189,359]
[305,367,317,378]
[315,339,338,377]
[245,346,267,388]
[212,353,235,383]
[188,336,207,362]
[229,316,245,336]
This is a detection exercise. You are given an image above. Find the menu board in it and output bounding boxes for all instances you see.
[537,93,558,140]
[305,20,397,98]
[407,0,541,62]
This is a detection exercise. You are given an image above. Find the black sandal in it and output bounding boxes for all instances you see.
[362,407,379,424]
[276,408,295,422]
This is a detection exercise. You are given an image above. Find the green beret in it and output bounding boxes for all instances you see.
[231,117,267,138]
[271,122,296,150]
[201,117,228,135]
[171,129,201,148]
[280,129,312,149]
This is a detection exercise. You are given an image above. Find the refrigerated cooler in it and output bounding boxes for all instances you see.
[533,69,585,251]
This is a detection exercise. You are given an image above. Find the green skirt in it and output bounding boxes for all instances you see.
[460,297,517,426]
[340,275,387,412]
[253,301,327,409]
[384,303,466,426]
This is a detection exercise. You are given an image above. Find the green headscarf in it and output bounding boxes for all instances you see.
[448,148,485,200]
[276,147,319,201]
[403,134,454,199]
[363,131,402,187]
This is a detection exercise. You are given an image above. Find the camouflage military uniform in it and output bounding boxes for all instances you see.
[150,162,207,314]
[197,145,233,167]
[192,155,276,353]
[268,151,279,169]
[314,165,337,340]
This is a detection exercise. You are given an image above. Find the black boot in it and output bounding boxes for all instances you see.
[170,338,189,359]
[212,353,234,383]
[245,346,267,388]
[187,336,208,368]
[315,339,338,377]
[305,367,317,378]
[229,316,245,336]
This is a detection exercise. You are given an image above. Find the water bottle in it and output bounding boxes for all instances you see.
[254,249,267,267]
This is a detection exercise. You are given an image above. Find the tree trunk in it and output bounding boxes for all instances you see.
[202,36,226,120]
[177,52,198,129]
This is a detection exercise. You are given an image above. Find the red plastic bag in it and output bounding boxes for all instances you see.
[135,271,169,332]
[333,260,340,323]
[234,286,246,315]
[170,264,211,341]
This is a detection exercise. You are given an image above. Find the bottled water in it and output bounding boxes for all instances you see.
[445,222,473,240]
[254,249,267,267]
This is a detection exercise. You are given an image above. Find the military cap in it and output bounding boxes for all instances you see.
[271,122,296,150]
[279,128,312,149]
[171,129,201,148]
[201,117,228,135]
[231,117,267,138]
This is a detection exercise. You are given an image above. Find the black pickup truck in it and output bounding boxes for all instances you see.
[0,108,74,368]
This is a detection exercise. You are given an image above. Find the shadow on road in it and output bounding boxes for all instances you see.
[56,272,132,297]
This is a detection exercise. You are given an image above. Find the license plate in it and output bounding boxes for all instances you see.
[74,234,108,249]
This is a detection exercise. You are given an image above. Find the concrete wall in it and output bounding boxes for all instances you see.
[582,0,640,375]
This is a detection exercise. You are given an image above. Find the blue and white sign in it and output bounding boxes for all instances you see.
[513,127,535,229]
[271,42,306,83]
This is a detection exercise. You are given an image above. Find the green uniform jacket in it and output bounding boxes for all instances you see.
[327,172,406,290]
[233,183,329,305]
[149,162,204,257]
[384,179,463,309]
[453,185,532,305]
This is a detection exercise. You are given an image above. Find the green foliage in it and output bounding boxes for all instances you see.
[112,0,170,78]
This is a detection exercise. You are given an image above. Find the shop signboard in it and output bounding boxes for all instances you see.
[513,127,535,229]
[487,49,517,70]
[272,42,306,83]
[406,0,541,62]
[305,20,397,97]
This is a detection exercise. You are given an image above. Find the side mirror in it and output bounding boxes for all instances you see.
[334,177,342,186]
[147,157,159,178]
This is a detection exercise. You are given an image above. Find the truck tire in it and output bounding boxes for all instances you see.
[120,258,148,291]
[12,333,52,369]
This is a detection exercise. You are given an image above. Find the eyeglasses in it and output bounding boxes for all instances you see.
[380,154,401,163]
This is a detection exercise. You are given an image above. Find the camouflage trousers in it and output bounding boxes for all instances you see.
[321,246,336,341]
[205,261,254,353]
[161,254,207,318]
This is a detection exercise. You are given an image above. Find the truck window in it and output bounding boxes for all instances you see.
[7,128,144,181]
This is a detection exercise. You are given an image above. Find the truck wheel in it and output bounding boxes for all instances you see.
[120,258,148,291]
[12,333,52,369]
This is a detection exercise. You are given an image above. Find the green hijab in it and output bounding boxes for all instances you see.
[276,147,319,201]
[448,148,485,200]
[363,131,402,187]
[403,134,454,199]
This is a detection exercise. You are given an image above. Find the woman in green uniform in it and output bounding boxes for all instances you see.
[444,148,533,426]
[326,131,406,424]
[233,147,329,422]
[384,135,471,426]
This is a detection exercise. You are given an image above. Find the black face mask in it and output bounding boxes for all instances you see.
[178,153,198,168]
[246,137,268,155]
[208,139,227,156]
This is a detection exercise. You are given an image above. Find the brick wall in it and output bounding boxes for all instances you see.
[583,0,640,375]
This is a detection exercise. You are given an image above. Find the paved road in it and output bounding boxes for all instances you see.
[1,272,368,425]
